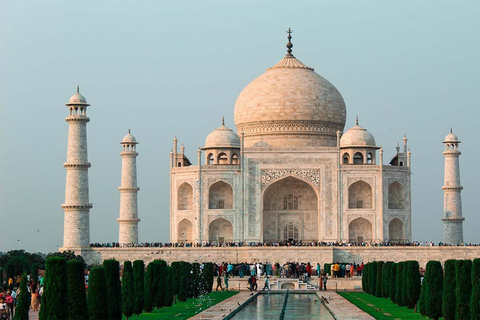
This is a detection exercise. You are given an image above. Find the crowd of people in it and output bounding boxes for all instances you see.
[0,276,42,319]
[90,240,478,248]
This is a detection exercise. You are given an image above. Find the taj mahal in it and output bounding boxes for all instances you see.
[60,31,470,266]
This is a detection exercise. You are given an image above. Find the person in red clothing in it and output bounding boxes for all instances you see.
[306,263,312,278]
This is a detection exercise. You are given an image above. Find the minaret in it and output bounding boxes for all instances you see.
[117,130,140,244]
[62,86,92,248]
[442,130,464,245]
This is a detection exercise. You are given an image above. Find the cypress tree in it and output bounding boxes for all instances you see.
[132,260,145,316]
[362,263,368,292]
[389,263,397,302]
[375,261,384,297]
[143,262,154,312]
[87,267,109,320]
[405,260,421,309]
[31,263,39,288]
[122,261,135,320]
[152,260,167,308]
[14,274,29,320]
[39,256,68,320]
[471,258,480,320]
[395,262,404,306]
[418,278,427,316]
[425,260,443,320]
[164,266,174,307]
[369,262,377,296]
[171,261,182,299]
[201,262,214,294]
[443,259,456,320]
[177,262,192,301]
[455,259,472,320]
[103,259,122,319]
[66,260,88,320]
[324,263,331,276]
[382,262,392,299]
[191,263,202,298]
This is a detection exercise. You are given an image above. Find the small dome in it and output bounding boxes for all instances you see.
[123,132,136,143]
[66,86,90,106]
[205,124,240,149]
[444,131,459,143]
[341,123,376,148]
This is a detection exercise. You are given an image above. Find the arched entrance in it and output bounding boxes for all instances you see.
[263,176,318,242]
[348,181,373,209]
[348,217,372,243]
[208,218,233,243]
[389,218,404,243]
[177,219,193,242]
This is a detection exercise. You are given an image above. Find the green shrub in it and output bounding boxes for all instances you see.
[87,267,109,320]
[103,259,122,319]
[122,261,134,320]
[425,260,443,320]
[471,258,480,320]
[14,274,29,320]
[418,278,427,316]
[132,260,145,316]
[382,262,392,299]
[375,261,384,298]
[144,262,154,312]
[389,263,397,302]
[191,263,202,298]
[31,263,39,288]
[151,260,167,308]
[405,260,421,309]
[164,266,174,307]
[395,262,405,306]
[66,260,88,320]
[455,259,472,320]
[201,262,214,294]
[362,263,368,293]
[369,262,377,296]
[39,257,68,320]
[443,259,456,320]
[324,263,332,276]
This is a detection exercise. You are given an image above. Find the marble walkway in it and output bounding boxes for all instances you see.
[189,291,257,320]
[317,291,375,320]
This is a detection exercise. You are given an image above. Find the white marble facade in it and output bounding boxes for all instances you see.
[170,38,412,244]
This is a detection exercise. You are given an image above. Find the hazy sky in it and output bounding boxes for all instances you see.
[1,0,479,253]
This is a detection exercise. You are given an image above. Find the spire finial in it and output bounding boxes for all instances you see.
[286,28,293,57]
[76,85,80,93]
[128,128,131,134]
[222,116,225,126]
[356,115,359,126]
[450,128,453,133]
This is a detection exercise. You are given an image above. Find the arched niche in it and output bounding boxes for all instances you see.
[389,218,404,242]
[388,181,405,209]
[217,152,228,164]
[353,152,364,164]
[262,176,318,242]
[208,218,233,243]
[208,181,233,209]
[177,218,193,242]
[348,180,373,209]
[177,182,193,210]
[348,217,372,243]
[343,153,350,164]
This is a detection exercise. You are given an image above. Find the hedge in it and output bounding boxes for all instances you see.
[39,257,68,320]
[455,259,472,320]
[133,260,145,316]
[443,259,456,320]
[66,260,88,320]
[425,260,443,320]
[103,259,122,319]
[87,267,109,320]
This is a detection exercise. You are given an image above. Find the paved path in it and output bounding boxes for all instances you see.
[189,291,257,320]
[29,309,39,320]
[317,291,375,320]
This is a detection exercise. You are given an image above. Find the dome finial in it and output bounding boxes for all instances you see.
[222,116,225,126]
[76,85,80,93]
[356,115,359,126]
[450,128,453,133]
[128,128,131,134]
[286,28,293,57]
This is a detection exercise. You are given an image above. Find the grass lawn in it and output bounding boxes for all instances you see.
[338,292,441,320]
[123,291,238,320]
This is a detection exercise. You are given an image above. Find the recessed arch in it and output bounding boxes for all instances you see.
[388,181,405,209]
[353,152,364,164]
[367,152,373,164]
[217,152,228,164]
[348,217,372,243]
[207,153,214,165]
[348,180,373,209]
[208,218,233,243]
[343,153,350,164]
[177,182,193,210]
[208,181,233,209]
[177,218,193,242]
[231,153,239,165]
[389,218,404,242]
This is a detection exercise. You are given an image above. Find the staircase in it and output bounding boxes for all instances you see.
[267,278,316,290]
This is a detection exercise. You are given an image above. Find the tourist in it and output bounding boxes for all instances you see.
[252,276,258,291]
[239,262,245,278]
[316,263,321,277]
[322,274,328,291]
[306,262,312,278]
[262,276,270,291]
[248,276,253,291]
[215,275,223,291]
[31,287,40,311]
[0,297,7,320]
[224,274,229,292]
[345,263,351,278]
[227,263,233,277]
[4,291,13,319]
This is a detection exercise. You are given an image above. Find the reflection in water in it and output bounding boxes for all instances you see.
[230,293,334,319]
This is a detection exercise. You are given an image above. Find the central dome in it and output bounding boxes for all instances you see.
[234,46,346,148]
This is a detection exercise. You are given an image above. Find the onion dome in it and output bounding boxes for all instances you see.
[123,130,137,143]
[204,117,240,149]
[234,29,346,148]
[66,86,90,106]
[340,117,377,148]
[444,129,460,143]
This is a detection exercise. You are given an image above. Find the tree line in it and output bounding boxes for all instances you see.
[14,257,215,320]
[362,259,480,320]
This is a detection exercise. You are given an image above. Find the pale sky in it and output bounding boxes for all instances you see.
[1,0,479,253]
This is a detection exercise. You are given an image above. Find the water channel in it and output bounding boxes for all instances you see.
[229,292,334,319]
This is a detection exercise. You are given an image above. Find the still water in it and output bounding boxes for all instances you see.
[230,293,334,319]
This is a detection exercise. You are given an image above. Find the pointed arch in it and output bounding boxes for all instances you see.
[208,218,233,243]
[208,181,233,209]
[343,152,350,164]
[207,153,214,165]
[231,153,239,164]
[177,182,193,210]
[177,218,193,242]
[353,152,364,164]
[217,152,228,164]
[348,217,372,242]
[388,181,405,209]
[348,180,373,209]
[389,218,404,242]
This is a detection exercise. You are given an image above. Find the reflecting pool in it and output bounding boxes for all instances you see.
[230,293,334,319]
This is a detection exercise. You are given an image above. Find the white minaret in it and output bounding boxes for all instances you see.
[117,130,140,244]
[62,86,92,248]
[442,129,464,245]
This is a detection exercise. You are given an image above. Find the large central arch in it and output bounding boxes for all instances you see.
[262,176,318,242]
